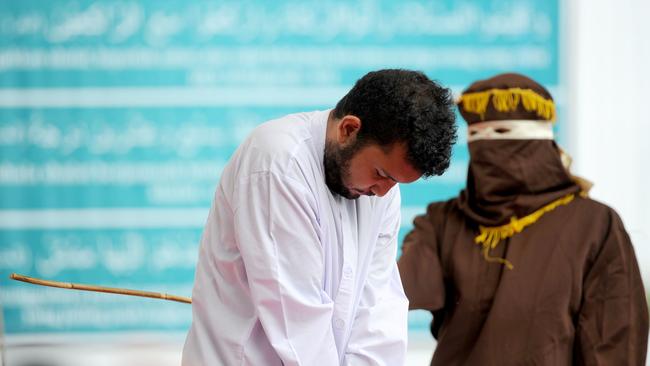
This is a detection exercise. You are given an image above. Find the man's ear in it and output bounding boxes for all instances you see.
[337,115,361,144]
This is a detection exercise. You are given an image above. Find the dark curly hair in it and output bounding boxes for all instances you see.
[333,69,457,177]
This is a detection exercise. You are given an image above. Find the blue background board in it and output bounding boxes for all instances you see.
[0,0,561,335]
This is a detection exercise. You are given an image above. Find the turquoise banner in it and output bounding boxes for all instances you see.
[0,0,560,334]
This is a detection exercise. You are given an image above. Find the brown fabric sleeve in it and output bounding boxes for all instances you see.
[398,208,445,311]
[573,210,649,366]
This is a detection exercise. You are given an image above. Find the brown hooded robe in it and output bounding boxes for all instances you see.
[398,139,648,365]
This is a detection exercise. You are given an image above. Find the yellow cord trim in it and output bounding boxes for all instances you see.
[474,193,575,270]
[459,88,556,121]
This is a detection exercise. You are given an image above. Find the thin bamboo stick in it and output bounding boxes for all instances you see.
[10,273,192,304]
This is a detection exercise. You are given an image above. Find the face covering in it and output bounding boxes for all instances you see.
[458,139,581,227]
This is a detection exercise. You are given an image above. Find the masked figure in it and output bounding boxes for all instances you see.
[398,73,648,365]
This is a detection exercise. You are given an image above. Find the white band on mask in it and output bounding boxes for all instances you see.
[467,119,554,142]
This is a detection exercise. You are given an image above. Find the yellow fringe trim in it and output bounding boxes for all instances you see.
[474,193,576,270]
[459,88,556,121]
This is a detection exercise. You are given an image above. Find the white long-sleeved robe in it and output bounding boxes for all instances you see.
[182,110,408,365]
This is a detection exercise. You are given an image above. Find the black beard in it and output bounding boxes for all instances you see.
[323,141,360,200]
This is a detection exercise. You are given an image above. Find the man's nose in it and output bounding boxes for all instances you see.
[370,180,396,197]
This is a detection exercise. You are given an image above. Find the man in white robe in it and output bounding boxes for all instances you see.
[182,69,457,365]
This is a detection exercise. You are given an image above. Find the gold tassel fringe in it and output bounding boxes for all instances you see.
[459,88,556,121]
[474,193,576,270]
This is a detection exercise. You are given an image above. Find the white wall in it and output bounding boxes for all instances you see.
[567,0,650,284]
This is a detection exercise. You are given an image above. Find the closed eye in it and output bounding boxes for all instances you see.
[377,168,398,182]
